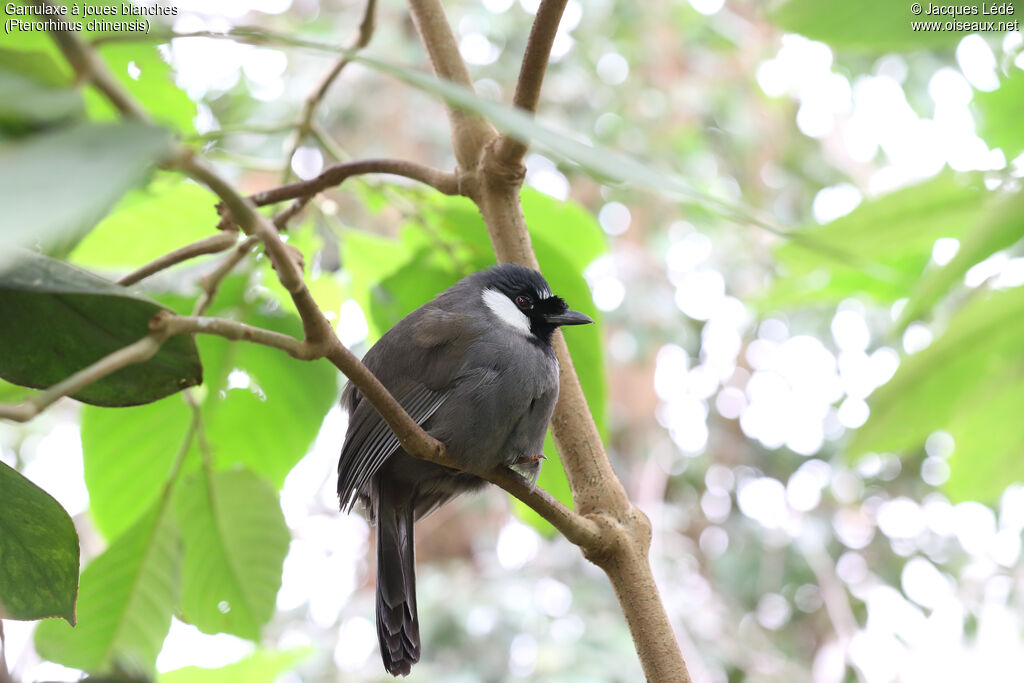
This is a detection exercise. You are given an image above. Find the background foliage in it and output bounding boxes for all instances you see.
[1,0,1023,681]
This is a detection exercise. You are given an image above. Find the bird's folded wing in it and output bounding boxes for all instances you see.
[337,382,448,511]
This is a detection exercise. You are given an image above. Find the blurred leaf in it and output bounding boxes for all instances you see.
[896,187,1024,332]
[0,56,83,131]
[35,503,181,674]
[356,55,766,228]
[71,175,223,270]
[944,372,1024,503]
[0,48,70,87]
[158,647,313,683]
[83,396,193,540]
[0,251,202,406]
[83,291,335,540]
[91,42,196,134]
[974,66,1024,159]
[175,468,289,640]
[762,173,987,308]
[522,188,607,273]
[769,0,1020,52]
[849,286,1024,467]
[0,121,174,268]
[0,462,79,624]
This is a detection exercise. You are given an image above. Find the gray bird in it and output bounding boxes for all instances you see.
[337,263,593,676]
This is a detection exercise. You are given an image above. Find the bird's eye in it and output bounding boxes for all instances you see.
[515,295,533,310]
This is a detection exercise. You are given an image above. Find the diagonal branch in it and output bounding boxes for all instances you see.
[249,158,459,208]
[405,0,497,167]
[118,231,239,286]
[495,0,569,167]
[282,0,378,180]
[0,334,166,423]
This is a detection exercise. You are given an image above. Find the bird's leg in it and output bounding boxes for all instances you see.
[513,453,546,466]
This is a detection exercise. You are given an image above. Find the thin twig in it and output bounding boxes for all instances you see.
[249,158,459,207]
[283,0,378,181]
[193,236,258,316]
[32,1,150,121]
[0,335,165,423]
[118,231,239,286]
[495,0,569,167]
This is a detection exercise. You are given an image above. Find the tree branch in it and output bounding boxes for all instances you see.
[494,0,569,167]
[0,334,165,423]
[117,231,239,286]
[249,158,459,207]
[283,0,378,180]
[405,0,497,167]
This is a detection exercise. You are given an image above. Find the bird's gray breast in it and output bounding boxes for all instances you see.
[426,329,560,473]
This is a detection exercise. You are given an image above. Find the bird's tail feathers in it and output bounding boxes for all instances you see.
[375,494,420,677]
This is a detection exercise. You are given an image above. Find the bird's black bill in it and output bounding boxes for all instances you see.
[544,310,594,326]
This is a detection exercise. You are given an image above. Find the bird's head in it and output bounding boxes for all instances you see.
[478,263,593,345]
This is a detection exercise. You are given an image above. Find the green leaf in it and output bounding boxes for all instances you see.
[35,503,181,674]
[91,41,196,134]
[355,55,764,228]
[71,175,224,270]
[761,173,988,308]
[0,47,71,88]
[769,0,1021,52]
[0,121,174,268]
[974,67,1024,161]
[83,396,193,541]
[0,462,79,624]
[0,251,203,406]
[175,468,290,640]
[197,307,339,486]
[522,188,607,273]
[848,286,1024,463]
[82,293,335,540]
[158,648,313,683]
[944,372,1024,503]
[0,62,82,130]
[896,187,1024,332]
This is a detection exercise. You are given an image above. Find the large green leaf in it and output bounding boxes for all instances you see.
[0,52,83,131]
[770,0,1021,52]
[196,307,339,486]
[0,462,79,624]
[175,468,290,640]
[34,504,181,673]
[0,121,174,268]
[82,294,336,540]
[896,187,1024,332]
[848,286,1024,466]
[0,251,202,406]
[974,65,1024,160]
[82,396,194,541]
[944,372,1024,503]
[761,173,988,308]
[158,648,313,683]
[71,175,224,270]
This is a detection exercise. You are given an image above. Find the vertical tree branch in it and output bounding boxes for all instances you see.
[405,0,497,168]
[494,0,569,167]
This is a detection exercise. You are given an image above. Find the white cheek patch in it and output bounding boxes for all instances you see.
[482,289,531,335]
